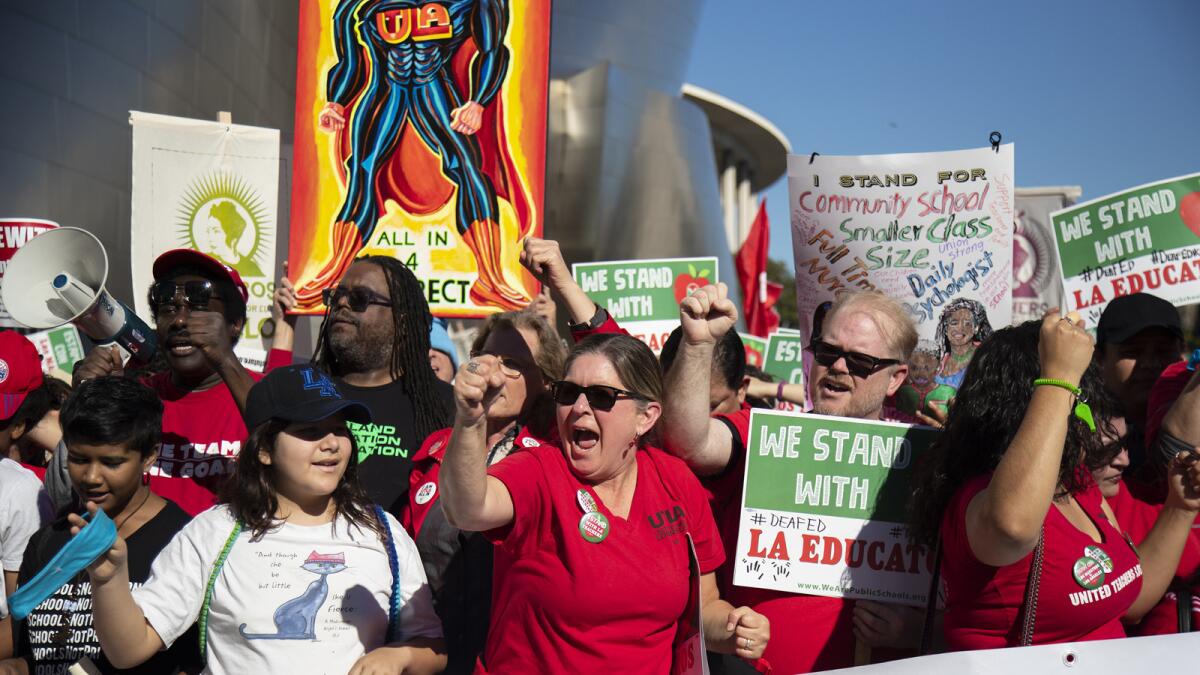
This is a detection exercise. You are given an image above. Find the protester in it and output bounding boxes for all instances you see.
[77,365,444,674]
[0,332,69,474]
[3,377,199,674]
[58,249,272,516]
[1094,293,1184,468]
[933,298,993,391]
[661,285,919,673]
[910,312,1200,648]
[312,256,454,514]
[440,333,770,672]
[402,309,565,674]
[429,318,459,384]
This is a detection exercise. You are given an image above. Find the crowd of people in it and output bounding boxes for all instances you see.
[0,235,1198,675]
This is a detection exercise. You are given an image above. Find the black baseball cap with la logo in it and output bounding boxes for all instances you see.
[244,364,372,430]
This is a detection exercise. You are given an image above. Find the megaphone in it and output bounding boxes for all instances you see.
[1,227,157,364]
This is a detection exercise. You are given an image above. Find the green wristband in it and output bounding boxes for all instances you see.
[1032,378,1096,432]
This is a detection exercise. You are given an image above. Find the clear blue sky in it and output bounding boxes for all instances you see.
[685,0,1200,268]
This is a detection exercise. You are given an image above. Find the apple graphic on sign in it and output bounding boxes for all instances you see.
[1181,192,1200,238]
[673,264,712,302]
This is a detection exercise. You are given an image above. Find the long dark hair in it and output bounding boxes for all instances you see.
[220,419,385,541]
[312,256,451,443]
[909,320,1112,545]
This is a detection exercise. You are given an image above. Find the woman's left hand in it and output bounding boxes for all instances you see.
[1164,451,1200,512]
[726,606,769,661]
[348,645,412,675]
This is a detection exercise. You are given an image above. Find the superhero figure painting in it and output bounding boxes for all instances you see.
[290,0,549,314]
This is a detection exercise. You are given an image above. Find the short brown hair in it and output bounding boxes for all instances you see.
[472,309,566,382]
[825,291,918,360]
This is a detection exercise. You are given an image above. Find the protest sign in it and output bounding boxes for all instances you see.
[789,145,1014,397]
[0,219,58,329]
[740,333,767,368]
[1012,188,1079,323]
[130,111,280,371]
[573,258,718,353]
[1050,172,1200,326]
[25,325,84,379]
[288,0,550,318]
[733,410,938,606]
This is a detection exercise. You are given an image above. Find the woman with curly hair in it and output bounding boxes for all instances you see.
[933,298,994,391]
[910,311,1200,649]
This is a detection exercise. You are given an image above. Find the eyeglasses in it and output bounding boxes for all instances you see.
[322,286,392,312]
[470,350,535,378]
[150,280,214,315]
[806,340,901,379]
[550,380,647,411]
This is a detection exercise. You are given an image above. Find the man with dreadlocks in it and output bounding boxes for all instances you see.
[313,257,454,514]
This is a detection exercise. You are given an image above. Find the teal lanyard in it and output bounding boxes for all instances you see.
[197,507,402,663]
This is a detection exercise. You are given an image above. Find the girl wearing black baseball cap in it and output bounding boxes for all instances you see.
[67,365,445,675]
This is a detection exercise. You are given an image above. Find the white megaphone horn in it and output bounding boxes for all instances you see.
[1,227,157,364]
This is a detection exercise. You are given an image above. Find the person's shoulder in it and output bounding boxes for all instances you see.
[412,427,453,464]
[643,445,703,484]
[153,499,194,529]
[0,458,44,500]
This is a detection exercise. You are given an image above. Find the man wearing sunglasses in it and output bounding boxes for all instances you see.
[662,284,919,674]
[63,249,268,517]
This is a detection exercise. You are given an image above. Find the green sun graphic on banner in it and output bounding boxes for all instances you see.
[176,173,271,278]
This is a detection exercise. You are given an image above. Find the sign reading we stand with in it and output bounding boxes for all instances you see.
[734,410,939,606]
[573,258,718,353]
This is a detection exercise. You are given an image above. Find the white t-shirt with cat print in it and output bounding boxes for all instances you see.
[133,505,442,675]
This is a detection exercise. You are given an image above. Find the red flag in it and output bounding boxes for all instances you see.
[735,200,781,337]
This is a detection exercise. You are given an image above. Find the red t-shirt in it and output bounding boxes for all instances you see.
[1107,481,1200,635]
[144,369,263,516]
[401,425,549,538]
[708,404,859,674]
[480,443,723,674]
[941,474,1143,649]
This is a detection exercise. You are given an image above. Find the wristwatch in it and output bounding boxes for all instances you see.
[568,305,609,332]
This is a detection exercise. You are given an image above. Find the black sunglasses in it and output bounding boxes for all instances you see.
[150,280,214,313]
[550,380,647,411]
[806,340,901,378]
[323,286,393,312]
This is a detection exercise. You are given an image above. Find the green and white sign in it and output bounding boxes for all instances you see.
[573,257,718,353]
[762,333,806,386]
[733,410,938,606]
[130,111,280,371]
[26,325,84,378]
[1051,172,1200,327]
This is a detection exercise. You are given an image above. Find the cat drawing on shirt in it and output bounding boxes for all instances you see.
[240,551,347,640]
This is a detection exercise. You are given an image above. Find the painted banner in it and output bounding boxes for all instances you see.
[1051,172,1200,326]
[0,219,58,329]
[788,145,1014,399]
[733,410,938,606]
[740,333,767,369]
[573,258,718,353]
[1012,188,1080,324]
[130,111,280,371]
[288,0,551,317]
[26,324,84,380]
[822,632,1196,674]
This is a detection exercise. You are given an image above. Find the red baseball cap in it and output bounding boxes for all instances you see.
[152,249,249,303]
[0,331,45,421]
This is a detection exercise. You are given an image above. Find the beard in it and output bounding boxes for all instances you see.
[327,315,393,374]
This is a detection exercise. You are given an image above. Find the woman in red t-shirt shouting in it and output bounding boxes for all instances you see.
[441,333,770,673]
[910,310,1200,649]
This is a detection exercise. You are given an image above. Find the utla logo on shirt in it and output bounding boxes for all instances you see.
[647,505,687,540]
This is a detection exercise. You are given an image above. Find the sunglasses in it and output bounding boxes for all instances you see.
[470,350,536,379]
[150,280,214,314]
[323,286,392,312]
[806,340,901,378]
[550,380,647,411]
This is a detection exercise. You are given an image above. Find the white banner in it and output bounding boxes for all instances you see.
[821,632,1197,674]
[130,111,280,370]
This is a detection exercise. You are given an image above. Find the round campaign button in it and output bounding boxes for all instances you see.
[1072,556,1106,590]
[414,481,438,505]
[576,488,599,514]
[1084,545,1113,574]
[579,512,610,543]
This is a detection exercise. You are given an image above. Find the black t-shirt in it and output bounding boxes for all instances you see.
[336,377,452,514]
[15,500,201,675]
